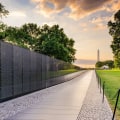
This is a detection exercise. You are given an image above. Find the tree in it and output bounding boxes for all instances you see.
[5,26,26,47]
[108,10,120,68]
[1,23,76,63]
[95,61,103,68]
[36,24,76,63]
[95,60,114,69]
[3,23,41,49]
[0,3,9,18]
[103,60,114,68]
[21,23,41,39]
[20,23,41,50]
[0,3,9,39]
[0,22,7,39]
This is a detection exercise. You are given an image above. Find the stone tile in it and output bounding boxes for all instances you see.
[5,71,93,120]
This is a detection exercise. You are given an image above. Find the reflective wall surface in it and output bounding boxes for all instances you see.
[0,41,80,102]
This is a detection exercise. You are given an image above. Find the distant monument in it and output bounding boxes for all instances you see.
[97,49,100,62]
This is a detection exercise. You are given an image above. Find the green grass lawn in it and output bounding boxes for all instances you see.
[46,69,80,79]
[57,69,79,75]
[97,70,120,120]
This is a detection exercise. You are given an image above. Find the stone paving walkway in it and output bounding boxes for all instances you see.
[3,71,92,120]
[0,70,114,120]
[76,71,113,120]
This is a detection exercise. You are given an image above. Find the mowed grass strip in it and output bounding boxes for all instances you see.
[97,70,120,120]
[47,69,79,78]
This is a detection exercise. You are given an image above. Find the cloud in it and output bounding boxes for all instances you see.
[69,0,113,20]
[91,17,108,24]
[9,11,26,17]
[94,23,106,30]
[31,0,113,19]
[89,16,112,30]
[79,23,88,31]
[111,0,120,12]
[80,23,87,27]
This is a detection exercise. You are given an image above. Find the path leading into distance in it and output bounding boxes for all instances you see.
[77,71,113,120]
[2,70,113,120]
[5,71,92,120]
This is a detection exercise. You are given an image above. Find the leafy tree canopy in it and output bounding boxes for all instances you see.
[36,24,76,62]
[0,3,75,63]
[0,23,76,63]
[95,60,114,68]
[108,10,120,68]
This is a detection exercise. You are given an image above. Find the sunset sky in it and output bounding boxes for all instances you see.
[1,0,120,67]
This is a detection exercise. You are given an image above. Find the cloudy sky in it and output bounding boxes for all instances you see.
[1,0,120,67]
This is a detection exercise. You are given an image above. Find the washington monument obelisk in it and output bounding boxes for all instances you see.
[97,49,100,62]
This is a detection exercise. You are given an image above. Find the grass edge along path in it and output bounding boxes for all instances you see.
[97,70,120,120]
[47,69,80,78]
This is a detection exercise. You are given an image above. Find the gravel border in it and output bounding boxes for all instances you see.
[0,87,53,120]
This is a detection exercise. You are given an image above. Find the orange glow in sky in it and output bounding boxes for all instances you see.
[1,0,119,67]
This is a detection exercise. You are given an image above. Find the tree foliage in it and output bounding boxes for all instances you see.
[0,22,7,39]
[108,10,120,68]
[36,24,76,62]
[95,60,114,68]
[0,3,9,18]
[0,3,75,63]
[0,23,76,63]
[95,61,103,68]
